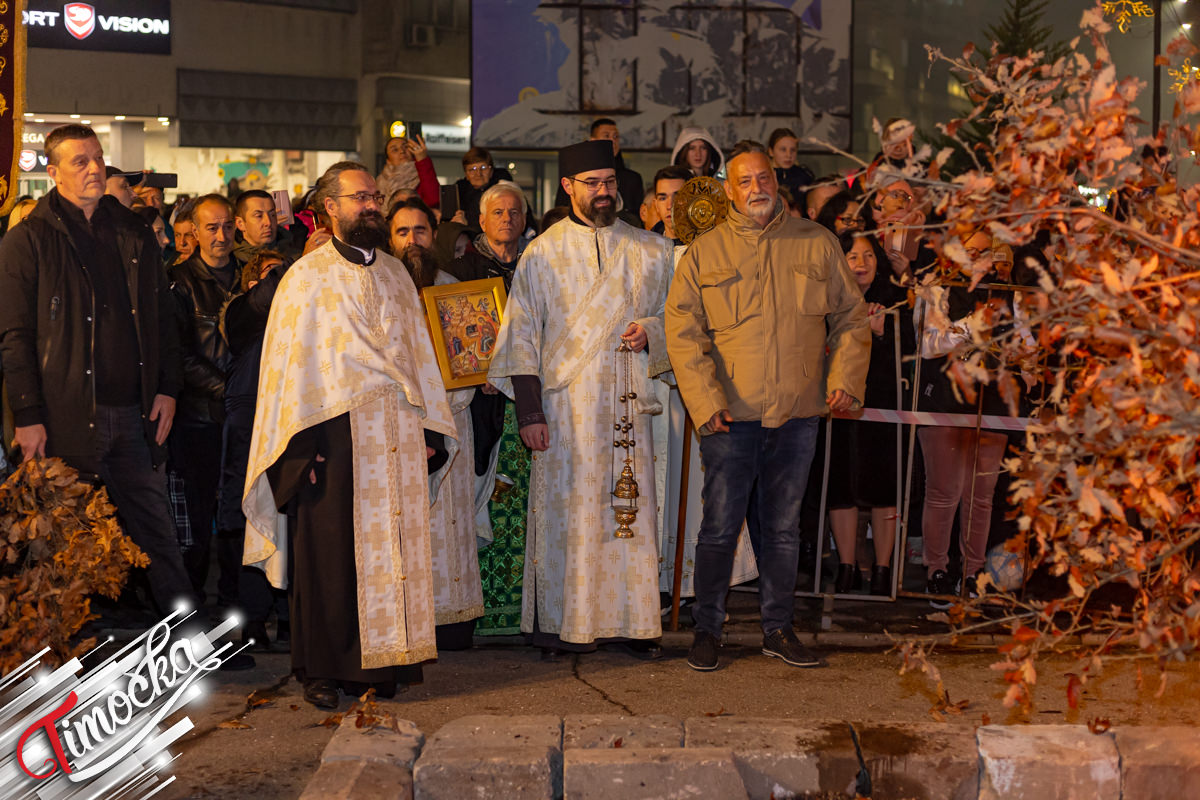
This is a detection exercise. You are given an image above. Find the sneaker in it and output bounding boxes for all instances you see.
[926,569,957,608]
[687,631,720,671]
[762,628,822,668]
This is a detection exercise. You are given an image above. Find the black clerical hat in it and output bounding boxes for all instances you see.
[558,140,616,178]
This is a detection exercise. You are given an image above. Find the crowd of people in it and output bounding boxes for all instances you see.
[0,116,1043,707]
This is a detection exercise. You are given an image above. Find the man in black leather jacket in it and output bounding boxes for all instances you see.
[0,124,192,614]
[169,193,243,607]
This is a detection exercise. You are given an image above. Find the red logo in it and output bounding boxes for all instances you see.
[18,150,37,171]
[64,3,96,40]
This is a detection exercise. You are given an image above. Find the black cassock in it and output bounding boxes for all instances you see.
[266,412,447,693]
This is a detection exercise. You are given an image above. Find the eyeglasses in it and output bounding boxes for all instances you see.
[884,190,913,204]
[466,164,493,174]
[569,176,618,192]
[964,247,989,259]
[336,191,385,205]
[836,214,864,228]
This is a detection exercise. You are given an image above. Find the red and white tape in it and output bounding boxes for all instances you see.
[833,407,1031,431]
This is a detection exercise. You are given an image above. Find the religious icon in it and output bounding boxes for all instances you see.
[420,277,508,389]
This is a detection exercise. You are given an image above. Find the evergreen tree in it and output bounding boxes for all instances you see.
[983,0,1070,62]
[926,0,1070,176]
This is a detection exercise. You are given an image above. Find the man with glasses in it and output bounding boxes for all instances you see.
[489,140,674,660]
[243,162,458,709]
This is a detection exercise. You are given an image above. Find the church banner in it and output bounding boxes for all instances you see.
[0,0,24,215]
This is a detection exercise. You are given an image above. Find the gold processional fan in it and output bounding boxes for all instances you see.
[672,176,731,245]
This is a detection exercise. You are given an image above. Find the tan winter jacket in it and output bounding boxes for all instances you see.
[666,203,870,431]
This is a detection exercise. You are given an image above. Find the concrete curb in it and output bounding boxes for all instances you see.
[301,716,1200,799]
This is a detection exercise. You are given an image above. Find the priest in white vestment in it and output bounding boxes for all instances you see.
[488,140,674,657]
[385,202,486,649]
[243,163,457,709]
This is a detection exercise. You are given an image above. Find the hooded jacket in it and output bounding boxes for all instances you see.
[666,202,870,430]
[671,127,726,178]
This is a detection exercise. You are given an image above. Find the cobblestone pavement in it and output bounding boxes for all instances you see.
[153,593,1200,798]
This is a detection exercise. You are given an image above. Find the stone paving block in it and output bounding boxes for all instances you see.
[563,747,748,800]
[424,714,562,751]
[685,718,821,798]
[300,760,414,800]
[978,725,1120,800]
[1115,726,1200,798]
[564,714,683,750]
[322,715,424,767]
[685,718,978,800]
[413,745,561,800]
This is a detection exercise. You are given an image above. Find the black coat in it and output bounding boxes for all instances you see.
[170,253,241,424]
[0,191,181,474]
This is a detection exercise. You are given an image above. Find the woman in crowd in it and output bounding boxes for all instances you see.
[815,191,868,236]
[376,134,439,210]
[915,229,1034,602]
[454,146,516,231]
[826,233,905,595]
[671,127,724,178]
[768,127,814,201]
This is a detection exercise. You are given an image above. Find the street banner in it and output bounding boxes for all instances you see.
[0,0,24,215]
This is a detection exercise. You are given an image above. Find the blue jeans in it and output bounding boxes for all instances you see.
[694,417,819,636]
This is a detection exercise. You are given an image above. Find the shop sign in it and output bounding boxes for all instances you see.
[422,123,470,153]
[24,1,171,54]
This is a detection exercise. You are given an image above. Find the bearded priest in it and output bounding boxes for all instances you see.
[488,140,674,660]
[242,162,458,709]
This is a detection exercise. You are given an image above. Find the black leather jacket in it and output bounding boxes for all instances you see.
[0,191,181,475]
[170,253,241,424]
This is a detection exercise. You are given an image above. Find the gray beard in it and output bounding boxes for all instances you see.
[582,199,617,227]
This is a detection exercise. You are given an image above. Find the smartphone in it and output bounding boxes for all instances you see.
[271,190,294,227]
[439,184,459,216]
[406,121,423,140]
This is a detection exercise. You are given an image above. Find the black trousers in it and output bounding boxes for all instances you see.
[170,420,241,605]
[93,405,194,612]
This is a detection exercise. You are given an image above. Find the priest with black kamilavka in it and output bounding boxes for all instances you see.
[242,162,457,709]
[488,140,674,659]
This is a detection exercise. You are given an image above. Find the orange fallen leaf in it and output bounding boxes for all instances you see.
[217,720,253,730]
[1088,717,1112,734]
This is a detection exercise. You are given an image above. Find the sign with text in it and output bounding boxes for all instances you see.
[24,1,171,54]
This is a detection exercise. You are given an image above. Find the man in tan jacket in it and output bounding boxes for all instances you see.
[666,141,870,671]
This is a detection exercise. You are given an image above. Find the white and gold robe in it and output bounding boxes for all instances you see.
[426,272,485,626]
[489,217,673,644]
[243,242,458,668]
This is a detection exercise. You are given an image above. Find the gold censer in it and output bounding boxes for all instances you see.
[611,339,639,538]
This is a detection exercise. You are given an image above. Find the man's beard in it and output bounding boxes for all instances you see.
[399,244,441,290]
[340,210,388,250]
[580,194,617,227]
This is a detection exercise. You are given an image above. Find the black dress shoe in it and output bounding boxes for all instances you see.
[604,640,663,660]
[219,652,256,671]
[242,621,271,652]
[304,678,339,709]
[540,647,567,662]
